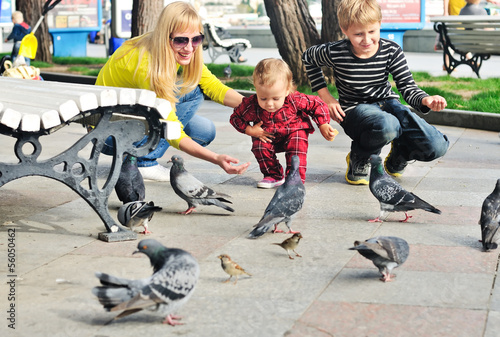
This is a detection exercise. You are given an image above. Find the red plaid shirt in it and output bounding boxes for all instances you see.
[230,91,330,136]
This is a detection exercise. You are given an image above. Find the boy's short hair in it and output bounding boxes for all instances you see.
[253,58,295,91]
[11,11,24,24]
[337,0,382,31]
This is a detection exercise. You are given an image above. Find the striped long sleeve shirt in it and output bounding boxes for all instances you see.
[302,38,430,114]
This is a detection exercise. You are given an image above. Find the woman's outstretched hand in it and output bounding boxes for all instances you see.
[216,154,250,174]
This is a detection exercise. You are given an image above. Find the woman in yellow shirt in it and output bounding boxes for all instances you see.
[96,1,249,180]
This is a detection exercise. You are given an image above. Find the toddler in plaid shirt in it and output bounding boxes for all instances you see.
[230,58,338,189]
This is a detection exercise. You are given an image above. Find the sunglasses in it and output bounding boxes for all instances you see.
[170,34,205,49]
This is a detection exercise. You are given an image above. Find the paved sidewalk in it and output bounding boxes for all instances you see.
[0,97,499,336]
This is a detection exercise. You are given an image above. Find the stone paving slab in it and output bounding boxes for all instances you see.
[0,100,499,337]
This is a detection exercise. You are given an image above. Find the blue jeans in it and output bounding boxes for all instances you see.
[341,99,449,161]
[12,41,30,66]
[103,86,216,167]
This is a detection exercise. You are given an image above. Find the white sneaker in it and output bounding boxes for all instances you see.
[138,165,170,182]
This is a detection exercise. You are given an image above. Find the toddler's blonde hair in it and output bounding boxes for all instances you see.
[252,58,295,92]
[11,11,24,24]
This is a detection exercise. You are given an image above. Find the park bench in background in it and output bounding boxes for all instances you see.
[0,77,180,242]
[431,15,500,78]
[203,22,252,63]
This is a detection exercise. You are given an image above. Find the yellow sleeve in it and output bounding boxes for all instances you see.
[95,43,150,89]
[198,64,230,105]
[96,42,189,150]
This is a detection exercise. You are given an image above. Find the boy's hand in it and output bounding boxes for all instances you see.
[318,88,345,123]
[245,121,274,143]
[422,95,447,112]
[319,124,339,141]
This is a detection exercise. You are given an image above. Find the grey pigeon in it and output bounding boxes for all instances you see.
[479,178,500,251]
[115,155,145,204]
[368,154,441,222]
[92,239,199,325]
[168,155,234,214]
[224,64,232,79]
[117,201,162,234]
[349,236,409,282]
[248,155,305,239]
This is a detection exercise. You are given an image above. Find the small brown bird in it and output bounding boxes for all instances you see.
[217,254,252,284]
[273,233,303,259]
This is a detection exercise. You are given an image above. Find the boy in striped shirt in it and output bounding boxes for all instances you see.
[302,0,449,185]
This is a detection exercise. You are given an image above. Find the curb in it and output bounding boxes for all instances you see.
[413,108,500,132]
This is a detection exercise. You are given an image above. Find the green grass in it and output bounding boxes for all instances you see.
[1,53,498,113]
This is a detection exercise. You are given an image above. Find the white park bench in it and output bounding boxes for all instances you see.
[0,77,180,242]
[431,15,500,77]
[203,22,252,63]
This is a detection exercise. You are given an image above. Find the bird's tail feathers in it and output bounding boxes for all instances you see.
[424,205,441,214]
[414,195,441,214]
[348,241,366,251]
[92,286,135,311]
[220,203,235,212]
[205,199,234,212]
[95,272,132,287]
[248,223,271,239]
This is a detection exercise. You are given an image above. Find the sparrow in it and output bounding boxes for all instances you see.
[273,233,303,259]
[217,254,251,284]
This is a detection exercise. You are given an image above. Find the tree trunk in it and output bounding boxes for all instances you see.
[16,0,52,62]
[131,0,163,37]
[321,0,343,43]
[263,0,320,86]
[320,0,343,83]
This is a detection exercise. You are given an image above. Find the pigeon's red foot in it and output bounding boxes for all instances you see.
[380,273,396,282]
[272,224,284,233]
[179,207,196,215]
[139,229,152,235]
[368,217,383,223]
[286,230,301,234]
[163,314,183,326]
[399,213,413,222]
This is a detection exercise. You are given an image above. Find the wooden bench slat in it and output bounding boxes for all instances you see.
[155,98,172,119]
[0,90,81,125]
[0,78,172,132]
[0,108,22,130]
[0,82,99,112]
[21,113,41,132]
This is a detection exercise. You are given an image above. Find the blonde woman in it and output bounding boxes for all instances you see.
[96,1,249,180]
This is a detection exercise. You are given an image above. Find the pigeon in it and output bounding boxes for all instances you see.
[224,64,232,79]
[349,236,409,282]
[115,155,145,204]
[92,239,199,325]
[168,155,234,214]
[217,254,252,284]
[368,154,441,222]
[273,233,303,259]
[248,155,305,238]
[479,178,500,251]
[117,201,162,234]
